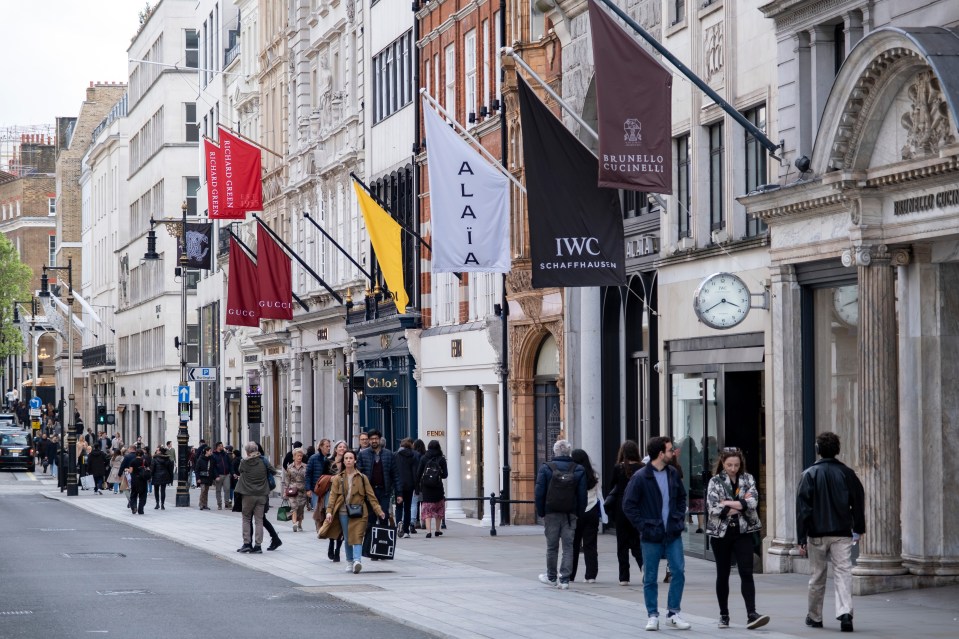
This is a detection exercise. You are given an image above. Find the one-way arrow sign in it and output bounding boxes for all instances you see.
[188,367,218,382]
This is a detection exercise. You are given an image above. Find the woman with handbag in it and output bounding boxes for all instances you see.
[318,440,348,561]
[569,449,601,583]
[609,440,644,586]
[282,448,309,531]
[705,447,769,630]
[414,440,448,538]
[320,450,385,574]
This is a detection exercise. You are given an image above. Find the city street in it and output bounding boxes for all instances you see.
[2,470,958,638]
[0,471,434,639]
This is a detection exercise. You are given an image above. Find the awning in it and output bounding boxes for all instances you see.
[21,377,55,387]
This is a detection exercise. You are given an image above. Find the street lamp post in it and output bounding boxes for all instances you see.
[144,202,191,507]
[40,258,77,496]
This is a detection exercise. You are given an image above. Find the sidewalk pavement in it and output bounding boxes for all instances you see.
[42,482,959,638]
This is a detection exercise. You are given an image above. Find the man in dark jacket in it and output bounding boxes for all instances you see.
[195,445,217,510]
[212,442,233,510]
[622,436,690,631]
[357,430,400,521]
[534,439,587,590]
[305,439,331,516]
[86,446,109,495]
[150,447,174,509]
[797,431,865,633]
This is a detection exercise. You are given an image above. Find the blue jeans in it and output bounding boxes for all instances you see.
[641,537,685,617]
[338,514,362,563]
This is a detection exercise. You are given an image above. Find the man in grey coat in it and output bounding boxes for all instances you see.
[235,441,275,554]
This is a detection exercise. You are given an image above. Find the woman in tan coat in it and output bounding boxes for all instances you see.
[320,450,385,574]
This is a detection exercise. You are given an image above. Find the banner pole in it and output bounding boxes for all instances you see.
[420,90,526,194]
[251,215,344,304]
[303,212,374,281]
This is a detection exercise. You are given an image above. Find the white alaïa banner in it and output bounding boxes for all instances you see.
[423,99,510,272]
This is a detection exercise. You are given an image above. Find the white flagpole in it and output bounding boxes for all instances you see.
[72,291,102,324]
[504,47,668,210]
[420,90,526,194]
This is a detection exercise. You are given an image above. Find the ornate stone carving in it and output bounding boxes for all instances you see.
[516,295,542,323]
[704,23,724,81]
[506,269,532,295]
[890,248,911,266]
[901,70,956,160]
[346,0,355,23]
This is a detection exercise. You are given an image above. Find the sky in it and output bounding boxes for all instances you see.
[0,1,140,127]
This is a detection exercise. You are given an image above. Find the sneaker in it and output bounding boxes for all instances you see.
[585,578,596,584]
[666,614,691,630]
[645,616,659,631]
[345,562,354,573]
[538,573,557,587]
[353,561,362,574]
[267,538,282,551]
[558,581,569,590]
[250,545,263,554]
[747,613,770,630]
[236,544,253,553]
[619,580,630,586]
[838,614,853,632]
[402,532,410,539]
[805,615,823,628]
[425,533,432,539]
[718,615,730,628]
[435,531,443,537]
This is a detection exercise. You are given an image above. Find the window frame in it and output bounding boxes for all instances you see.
[464,29,477,122]
[743,105,768,237]
[708,122,725,231]
[675,134,691,239]
[185,29,199,69]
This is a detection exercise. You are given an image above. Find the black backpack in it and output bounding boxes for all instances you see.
[545,462,577,513]
[421,459,443,490]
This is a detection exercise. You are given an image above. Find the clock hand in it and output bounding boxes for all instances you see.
[723,299,741,309]
[843,300,857,308]
[705,301,724,312]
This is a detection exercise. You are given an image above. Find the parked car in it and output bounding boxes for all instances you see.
[0,431,35,472]
[0,413,17,427]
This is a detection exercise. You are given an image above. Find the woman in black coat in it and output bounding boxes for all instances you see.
[151,447,175,509]
[394,438,420,537]
[414,440,448,539]
[129,451,150,515]
[86,446,109,495]
[608,440,644,586]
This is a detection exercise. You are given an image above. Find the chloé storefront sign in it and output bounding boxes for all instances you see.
[893,187,959,216]
[365,371,401,395]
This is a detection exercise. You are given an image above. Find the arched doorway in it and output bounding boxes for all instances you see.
[533,334,561,486]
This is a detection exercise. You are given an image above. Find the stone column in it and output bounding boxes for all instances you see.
[809,25,837,132]
[580,287,603,461]
[852,245,909,591]
[444,385,465,518]
[481,384,500,524]
[766,265,805,573]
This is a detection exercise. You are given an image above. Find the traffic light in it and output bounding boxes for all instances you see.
[96,405,107,425]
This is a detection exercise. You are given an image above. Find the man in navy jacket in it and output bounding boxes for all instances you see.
[534,439,587,589]
[356,430,400,521]
[622,436,691,631]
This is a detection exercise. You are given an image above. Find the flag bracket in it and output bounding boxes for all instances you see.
[251,215,344,305]
[228,230,309,312]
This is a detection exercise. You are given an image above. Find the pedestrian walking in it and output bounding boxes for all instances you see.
[622,436,691,630]
[129,450,150,515]
[534,439,587,590]
[608,440,644,586]
[395,438,419,537]
[282,448,308,531]
[45,435,59,477]
[356,429,399,524]
[320,450,386,574]
[569,448,601,583]
[319,440,348,561]
[87,444,109,495]
[235,441,277,554]
[305,438,331,526]
[151,446,174,509]
[212,442,232,509]
[77,443,91,490]
[797,431,865,633]
[706,447,769,630]
[415,439,449,539]
[195,445,216,510]
[411,439,427,530]
[107,449,123,493]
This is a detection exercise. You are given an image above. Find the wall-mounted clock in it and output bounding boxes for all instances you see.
[693,272,751,329]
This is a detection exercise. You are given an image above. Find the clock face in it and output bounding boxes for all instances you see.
[833,285,858,326]
[694,272,750,329]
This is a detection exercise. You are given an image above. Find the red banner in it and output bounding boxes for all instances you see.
[588,0,672,194]
[226,237,260,326]
[256,224,293,320]
[206,126,263,219]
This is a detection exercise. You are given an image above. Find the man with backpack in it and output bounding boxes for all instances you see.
[534,439,587,590]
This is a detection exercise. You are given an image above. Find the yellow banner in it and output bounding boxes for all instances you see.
[351,181,409,314]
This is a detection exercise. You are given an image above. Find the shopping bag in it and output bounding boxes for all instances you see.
[80,475,95,490]
[362,518,396,560]
[276,500,291,522]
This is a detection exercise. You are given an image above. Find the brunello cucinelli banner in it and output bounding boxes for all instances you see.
[517,75,626,288]
[588,0,672,194]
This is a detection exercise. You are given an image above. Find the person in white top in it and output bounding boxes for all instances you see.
[569,448,601,583]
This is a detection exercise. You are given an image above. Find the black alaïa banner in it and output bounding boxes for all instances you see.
[179,222,213,270]
[517,75,626,288]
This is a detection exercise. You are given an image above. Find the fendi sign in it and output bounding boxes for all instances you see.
[893,187,959,215]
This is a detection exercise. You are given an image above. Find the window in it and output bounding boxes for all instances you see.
[671,0,686,26]
[675,134,691,238]
[464,30,477,122]
[49,235,56,266]
[187,323,200,364]
[494,15,502,103]
[185,30,199,68]
[708,122,724,230]
[743,106,768,237]
[186,177,200,216]
[185,103,198,142]
[530,0,545,40]
[445,44,456,116]
[372,31,413,124]
[623,191,649,219]
[482,21,490,114]
[424,58,431,103]
[48,197,56,216]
